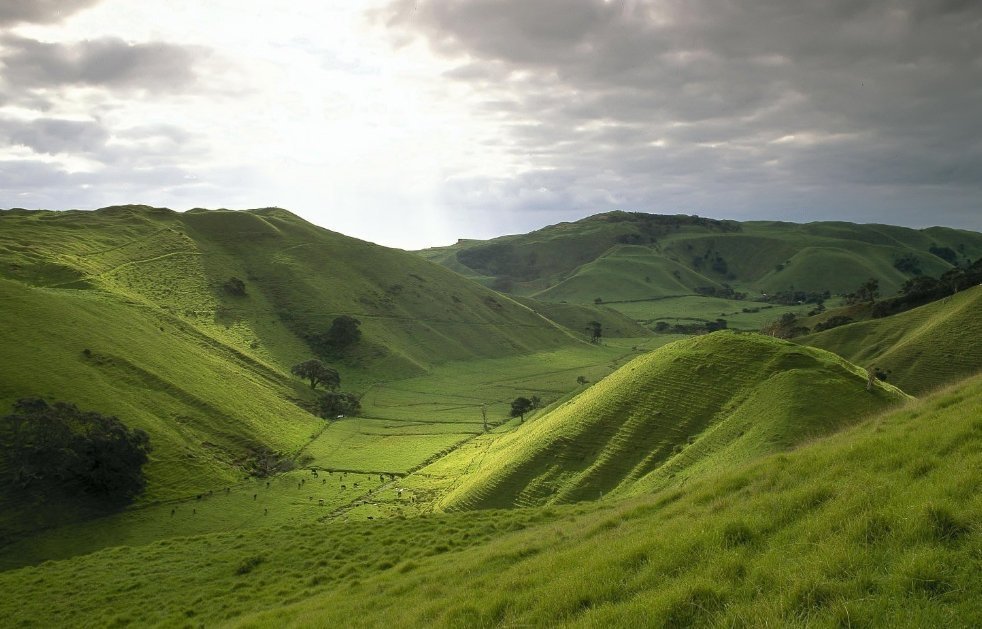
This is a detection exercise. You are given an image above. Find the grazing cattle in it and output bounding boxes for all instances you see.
[309,496,313,501]
[253,494,257,500]
[264,508,268,516]
[341,485,346,490]
[318,499,324,505]
[322,479,327,484]
[266,481,270,488]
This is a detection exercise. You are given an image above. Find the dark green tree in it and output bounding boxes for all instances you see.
[576,375,589,385]
[857,278,880,304]
[587,320,602,343]
[510,397,534,422]
[222,276,246,296]
[316,392,361,419]
[0,398,151,503]
[291,359,340,390]
[312,315,362,355]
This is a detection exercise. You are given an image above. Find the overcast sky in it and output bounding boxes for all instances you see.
[1,1,979,248]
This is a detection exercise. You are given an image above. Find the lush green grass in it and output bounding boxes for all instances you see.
[0,342,644,568]
[1,375,977,627]
[604,294,804,330]
[0,205,592,538]
[511,295,653,339]
[430,332,909,511]
[800,286,982,395]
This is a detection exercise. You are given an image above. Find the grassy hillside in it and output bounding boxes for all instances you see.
[799,286,982,395]
[1,374,977,627]
[0,206,585,537]
[420,212,982,333]
[511,295,652,339]
[428,332,908,511]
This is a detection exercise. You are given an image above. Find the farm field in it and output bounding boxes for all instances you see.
[603,295,807,330]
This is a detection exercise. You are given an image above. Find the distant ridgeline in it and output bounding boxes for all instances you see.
[419,211,982,307]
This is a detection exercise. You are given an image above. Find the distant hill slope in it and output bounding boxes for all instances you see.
[511,296,652,339]
[0,206,580,532]
[434,332,908,511]
[420,212,982,304]
[798,286,982,395]
[2,374,977,627]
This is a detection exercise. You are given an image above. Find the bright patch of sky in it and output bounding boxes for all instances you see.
[1,1,980,248]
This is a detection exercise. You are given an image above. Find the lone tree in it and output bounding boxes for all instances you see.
[576,375,589,385]
[291,359,340,390]
[587,320,602,343]
[0,398,151,504]
[510,397,534,422]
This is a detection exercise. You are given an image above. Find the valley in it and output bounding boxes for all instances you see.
[0,206,979,627]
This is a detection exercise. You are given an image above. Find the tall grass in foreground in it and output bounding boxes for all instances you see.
[0,375,977,627]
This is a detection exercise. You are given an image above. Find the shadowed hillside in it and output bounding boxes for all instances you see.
[433,332,908,511]
[421,212,982,308]
[799,286,982,395]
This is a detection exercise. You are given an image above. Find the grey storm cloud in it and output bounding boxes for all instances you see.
[0,35,202,91]
[380,0,982,229]
[1,117,109,154]
[0,0,100,25]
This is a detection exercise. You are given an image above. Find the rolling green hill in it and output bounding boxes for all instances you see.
[420,212,982,332]
[1,373,977,627]
[426,332,908,511]
[799,286,982,395]
[0,206,587,537]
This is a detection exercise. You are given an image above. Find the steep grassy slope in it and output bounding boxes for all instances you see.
[0,277,319,535]
[421,211,982,308]
[433,332,908,511]
[0,206,581,536]
[1,375,977,627]
[799,286,982,395]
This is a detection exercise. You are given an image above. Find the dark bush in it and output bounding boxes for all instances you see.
[0,398,151,503]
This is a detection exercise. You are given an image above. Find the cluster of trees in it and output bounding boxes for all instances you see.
[813,315,854,332]
[845,279,880,305]
[762,312,811,339]
[0,399,152,504]
[872,258,982,318]
[653,319,728,334]
[695,285,747,300]
[290,359,361,419]
[761,289,830,306]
